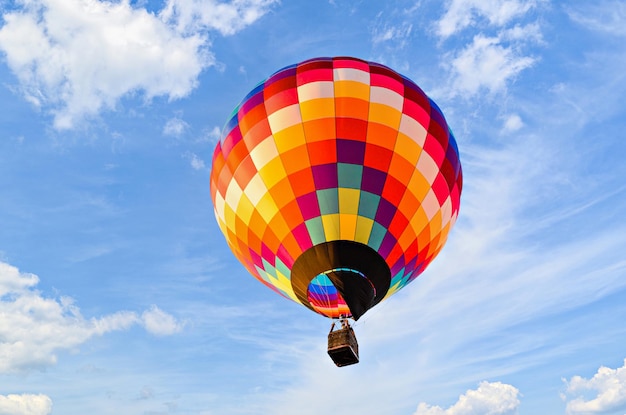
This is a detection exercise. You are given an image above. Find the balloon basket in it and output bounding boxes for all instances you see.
[327,320,359,367]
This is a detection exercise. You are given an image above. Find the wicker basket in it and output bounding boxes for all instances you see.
[327,326,359,367]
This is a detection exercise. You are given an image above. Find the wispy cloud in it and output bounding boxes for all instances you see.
[0,261,182,373]
[372,20,413,47]
[160,0,278,36]
[142,304,184,336]
[194,125,222,148]
[184,152,207,170]
[501,113,524,132]
[432,1,542,99]
[567,1,626,37]
[163,116,190,138]
[436,0,540,38]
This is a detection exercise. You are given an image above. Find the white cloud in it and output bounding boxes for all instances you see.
[0,263,39,294]
[433,1,541,98]
[163,116,189,137]
[0,394,52,415]
[186,152,207,170]
[502,113,523,132]
[0,0,205,129]
[372,21,413,47]
[564,359,626,415]
[204,125,222,143]
[436,0,539,38]
[445,34,535,97]
[501,23,543,43]
[414,381,520,415]
[0,0,276,129]
[142,305,184,336]
[0,261,181,373]
[160,0,278,36]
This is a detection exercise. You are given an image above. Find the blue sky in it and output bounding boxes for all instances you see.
[0,0,625,414]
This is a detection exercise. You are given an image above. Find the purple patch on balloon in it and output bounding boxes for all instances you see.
[312,163,338,189]
[378,231,397,259]
[361,166,387,195]
[336,139,365,164]
[375,198,397,228]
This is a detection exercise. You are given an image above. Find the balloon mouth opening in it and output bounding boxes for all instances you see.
[291,240,391,321]
[307,268,376,318]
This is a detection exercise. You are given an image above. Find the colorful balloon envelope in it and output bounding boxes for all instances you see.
[211,57,462,321]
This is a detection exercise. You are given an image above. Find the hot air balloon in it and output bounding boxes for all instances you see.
[210,57,462,366]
